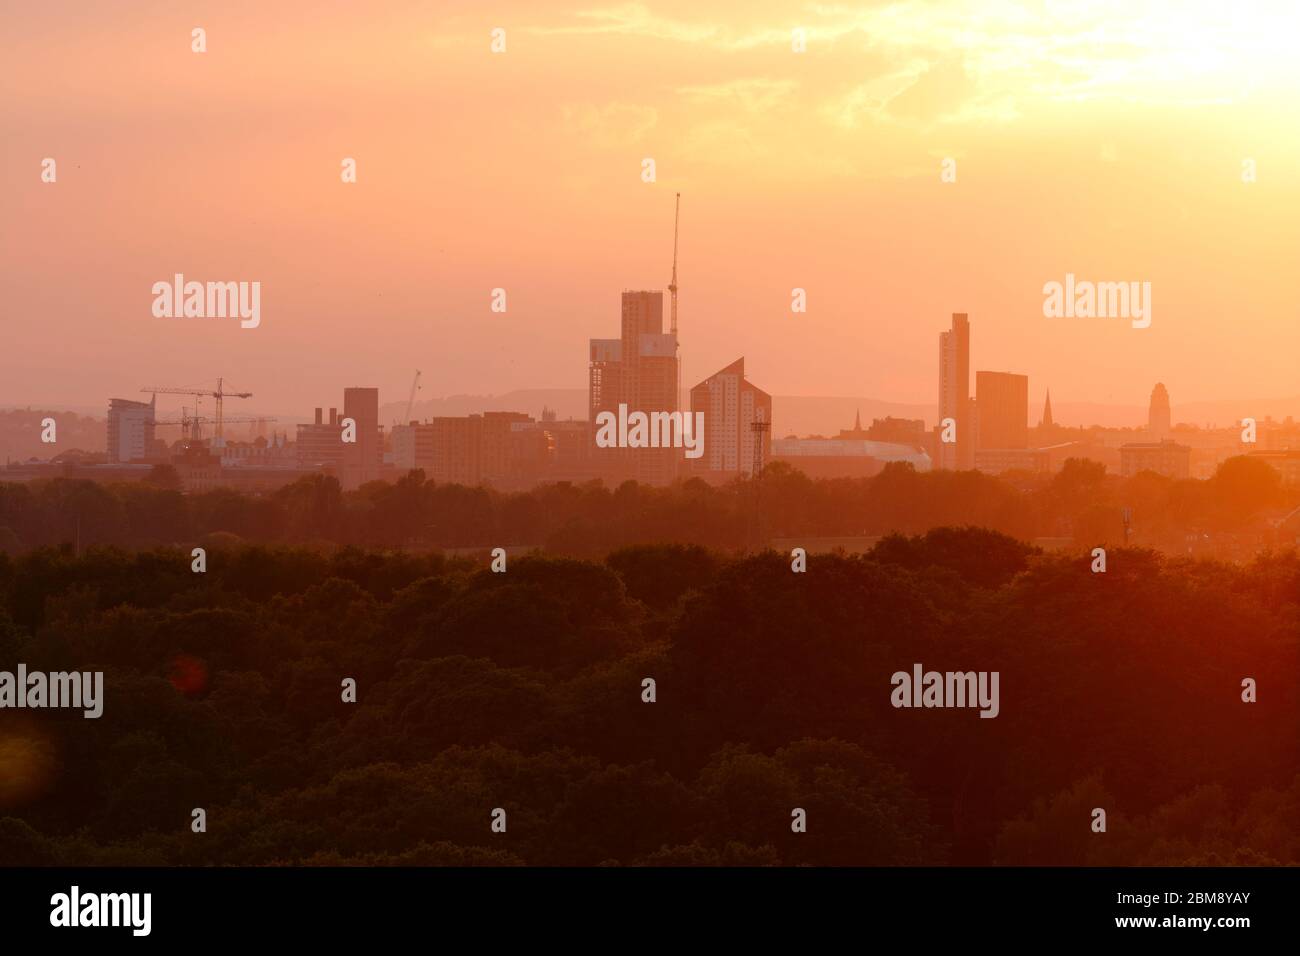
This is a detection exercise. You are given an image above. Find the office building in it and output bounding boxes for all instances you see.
[975,371,1029,450]
[107,396,156,463]
[341,387,382,490]
[392,422,436,472]
[938,313,973,470]
[481,412,533,484]
[588,290,681,485]
[429,415,482,486]
[296,407,346,472]
[689,357,772,478]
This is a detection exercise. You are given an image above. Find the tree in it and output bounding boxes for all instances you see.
[144,464,182,491]
[1208,456,1283,528]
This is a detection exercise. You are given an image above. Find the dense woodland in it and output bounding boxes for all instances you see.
[1,456,1296,557]
[1,531,1297,866]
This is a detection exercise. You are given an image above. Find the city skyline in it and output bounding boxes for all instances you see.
[4,297,1294,497]
[5,262,1298,491]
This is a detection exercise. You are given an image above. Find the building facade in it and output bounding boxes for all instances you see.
[588,290,681,486]
[689,357,772,479]
[391,421,436,472]
[938,312,973,470]
[296,407,346,473]
[341,387,382,490]
[107,396,156,463]
[1120,439,1191,479]
[975,370,1029,450]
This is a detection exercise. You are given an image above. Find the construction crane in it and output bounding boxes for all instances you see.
[668,192,680,337]
[668,193,681,416]
[403,370,422,424]
[141,377,252,439]
[154,411,275,443]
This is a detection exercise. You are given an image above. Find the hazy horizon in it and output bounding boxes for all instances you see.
[10,388,1300,437]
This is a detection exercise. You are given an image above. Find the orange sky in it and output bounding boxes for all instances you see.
[4,1,1299,421]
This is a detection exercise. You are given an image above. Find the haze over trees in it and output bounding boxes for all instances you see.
[1,457,1294,558]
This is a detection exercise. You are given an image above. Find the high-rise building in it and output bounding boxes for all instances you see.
[296,407,346,472]
[588,290,680,485]
[589,337,625,480]
[689,357,771,478]
[391,421,436,472]
[481,411,533,484]
[938,313,972,469]
[341,387,382,489]
[589,339,623,424]
[625,291,680,486]
[1148,383,1171,441]
[975,371,1029,451]
[107,396,156,463]
[430,415,482,486]
[621,290,664,370]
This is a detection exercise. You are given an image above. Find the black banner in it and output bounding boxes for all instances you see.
[0,866,1286,943]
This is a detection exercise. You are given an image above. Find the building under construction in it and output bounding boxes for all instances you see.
[587,197,683,486]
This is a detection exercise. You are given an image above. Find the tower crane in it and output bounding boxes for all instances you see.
[140,378,252,439]
[153,411,275,443]
[668,193,681,416]
[668,192,680,338]
[404,370,422,424]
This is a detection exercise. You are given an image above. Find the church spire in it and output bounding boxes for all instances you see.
[853,408,862,431]
[1041,389,1054,428]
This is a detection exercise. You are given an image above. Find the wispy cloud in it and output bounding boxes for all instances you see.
[531,0,1300,122]
[529,3,720,43]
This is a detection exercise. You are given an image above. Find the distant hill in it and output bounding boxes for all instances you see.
[1170,396,1300,429]
[767,397,934,437]
[380,390,936,437]
[382,389,590,426]
[0,409,106,463]
[1049,397,1300,429]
